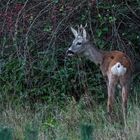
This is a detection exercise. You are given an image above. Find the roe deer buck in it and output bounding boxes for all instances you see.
[66,25,133,120]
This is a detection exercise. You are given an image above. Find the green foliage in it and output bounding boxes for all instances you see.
[80,123,94,140]
[0,0,139,115]
[0,127,13,140]
[0,1,140,140]
[24,123,38,140]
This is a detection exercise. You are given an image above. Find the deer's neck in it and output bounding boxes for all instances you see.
[84,42,103,65]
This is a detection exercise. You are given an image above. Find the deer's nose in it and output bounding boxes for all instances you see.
[66,49,75,56]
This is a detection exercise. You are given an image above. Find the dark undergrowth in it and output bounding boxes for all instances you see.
[0,0,140,139]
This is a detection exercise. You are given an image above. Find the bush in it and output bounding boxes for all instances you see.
[0,0,140,106]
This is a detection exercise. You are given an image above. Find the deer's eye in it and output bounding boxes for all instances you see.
[77,42,82,45]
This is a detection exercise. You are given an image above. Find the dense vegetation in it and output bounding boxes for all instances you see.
[0,0,140,139]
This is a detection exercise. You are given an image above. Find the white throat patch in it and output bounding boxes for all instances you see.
[111,62,127,76]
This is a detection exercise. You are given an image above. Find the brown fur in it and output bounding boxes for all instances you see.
[67,26,134,123]
[100,51,133,77]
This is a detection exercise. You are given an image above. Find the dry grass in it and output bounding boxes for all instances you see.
[0,100,140,140]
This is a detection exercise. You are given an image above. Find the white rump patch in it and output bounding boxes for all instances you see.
[111,62,127,76]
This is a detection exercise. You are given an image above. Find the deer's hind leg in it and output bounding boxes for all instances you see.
[120,74,131,125]
[107,74,118,116]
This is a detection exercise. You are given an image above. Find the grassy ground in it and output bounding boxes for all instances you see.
[0,97,140,140]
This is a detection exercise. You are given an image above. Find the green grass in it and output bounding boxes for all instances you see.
[0,98,140,140]
[0,0,140,139]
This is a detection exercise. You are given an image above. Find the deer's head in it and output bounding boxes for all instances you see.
[66,25,88,57]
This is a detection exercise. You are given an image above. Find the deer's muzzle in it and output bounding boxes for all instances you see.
[66,50,75,56]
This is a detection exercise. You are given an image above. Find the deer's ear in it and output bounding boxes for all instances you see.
[70,27,78,38]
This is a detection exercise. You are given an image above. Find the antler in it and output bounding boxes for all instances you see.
[77,24,87,38]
